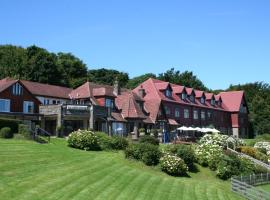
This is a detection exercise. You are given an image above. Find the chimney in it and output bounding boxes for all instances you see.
[138,85,146,98]
[113,79,120,96]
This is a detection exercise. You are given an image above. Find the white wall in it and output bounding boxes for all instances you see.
[37,96,69,105]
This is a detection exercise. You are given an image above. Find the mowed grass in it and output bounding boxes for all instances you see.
[257,184,270,192]
[0,138,243,200]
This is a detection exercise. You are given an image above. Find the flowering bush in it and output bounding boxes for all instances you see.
[254,141,270,155]
[67,130,100,151]
[199,133,244,149]
[195,143,223,167]
[238,146,269,164]
[160,153,188,176]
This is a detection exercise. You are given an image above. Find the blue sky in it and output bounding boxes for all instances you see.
[0,0,270,89]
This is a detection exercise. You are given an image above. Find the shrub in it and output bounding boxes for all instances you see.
[139,135,159,145]
[125,144,141,160]
[124,143,161,166]
[0,127,13,138]
[216,154,254,180]
[67,130,100,151]
[160,153,188,176]
[255,134,270,141]
[95,132,112,150]
[238,146,269,164]
[140,144,161,165]
[175,145,196,169]
[110,136,129,150]
[0,119,20,134]
[18,124,32,139]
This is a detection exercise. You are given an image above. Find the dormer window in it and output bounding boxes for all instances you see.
[216,100,221,107]
[211,98,215,106]
[105,98,114,108]
[165,89,172,98]
[200,97,205,104]
[12,83,23,96]
[189,94,195,102]
[181,93,187,100]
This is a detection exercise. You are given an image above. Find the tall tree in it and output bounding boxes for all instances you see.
[87,68,129,87]
[0,45,27,79]
[126,73,156,89]
[158,68,208,91]
[25,45,65,86]
[56,52,88,88]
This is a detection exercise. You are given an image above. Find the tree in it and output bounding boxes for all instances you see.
[56,52,88,88]
[87,68,129,87]
[126,73,156,89]
[227,82,270,135]
[0,45,27,79]
[25,45,65,86]
[158,68,208,91]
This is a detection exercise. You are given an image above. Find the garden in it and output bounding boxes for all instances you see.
[66,129,270,180]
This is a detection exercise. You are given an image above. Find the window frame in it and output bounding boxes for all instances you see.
[184,109,189,119]
[175,108,180,118]
[23,101,34,113]
[0,99,11,112]
[193,110,198,120]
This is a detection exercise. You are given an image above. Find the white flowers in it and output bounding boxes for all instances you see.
[160,153,188,176]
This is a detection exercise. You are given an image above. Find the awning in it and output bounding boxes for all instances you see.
[168,119,179,126]
[111,112,127,122]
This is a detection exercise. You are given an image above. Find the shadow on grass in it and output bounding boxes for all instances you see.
[188,164,200,173]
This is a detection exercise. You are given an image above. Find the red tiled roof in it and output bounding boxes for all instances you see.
[219,91,244,112]
[111,112,127,122]
[194,90,204,98]
[186,87,194,95]
[21,80,72,99]
[205,92,214,100]
[168,118,179,125]
[115,91,146,119]
[171,84,185,94]
[0,78,17,93]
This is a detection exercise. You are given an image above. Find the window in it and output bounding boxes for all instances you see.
[211,98,215,106]
[181,93,187,100]
[189,94,195,102]
[0,99,10,112]
[193,110,198,119]
[207,111,212,119]
[184,109,189,119]
[165,89,172,98]
[201,111,205,120]
[12,83,23,95]
[175,108,180,117]
[23,101,34,113]
[105,98,114,108]
[200,97,205,104]
[164,106,170,115]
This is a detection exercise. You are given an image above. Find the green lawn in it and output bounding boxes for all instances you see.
[257,184,270,192]
[0,138,243,200]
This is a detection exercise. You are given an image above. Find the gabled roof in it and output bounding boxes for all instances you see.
[115,91,146,119]
[21,80,72,99]
[186,87,194,95]
[219,91,244,112]
[205,92,214,100]
[69,82,116,105]
[0,78,17,93]
[0,77,72,99]
[171,84,185,94]
[194,90,205,98]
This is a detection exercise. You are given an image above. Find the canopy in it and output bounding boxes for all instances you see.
[177,126,189,131]
[211,128,220,133]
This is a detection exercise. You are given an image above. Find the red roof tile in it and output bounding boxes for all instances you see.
[0,78,17,93]
[219,91,244,112]
[21,80,72,99]
[115,91,146,119]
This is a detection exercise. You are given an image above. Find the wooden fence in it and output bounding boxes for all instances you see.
[231,173,270,200]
